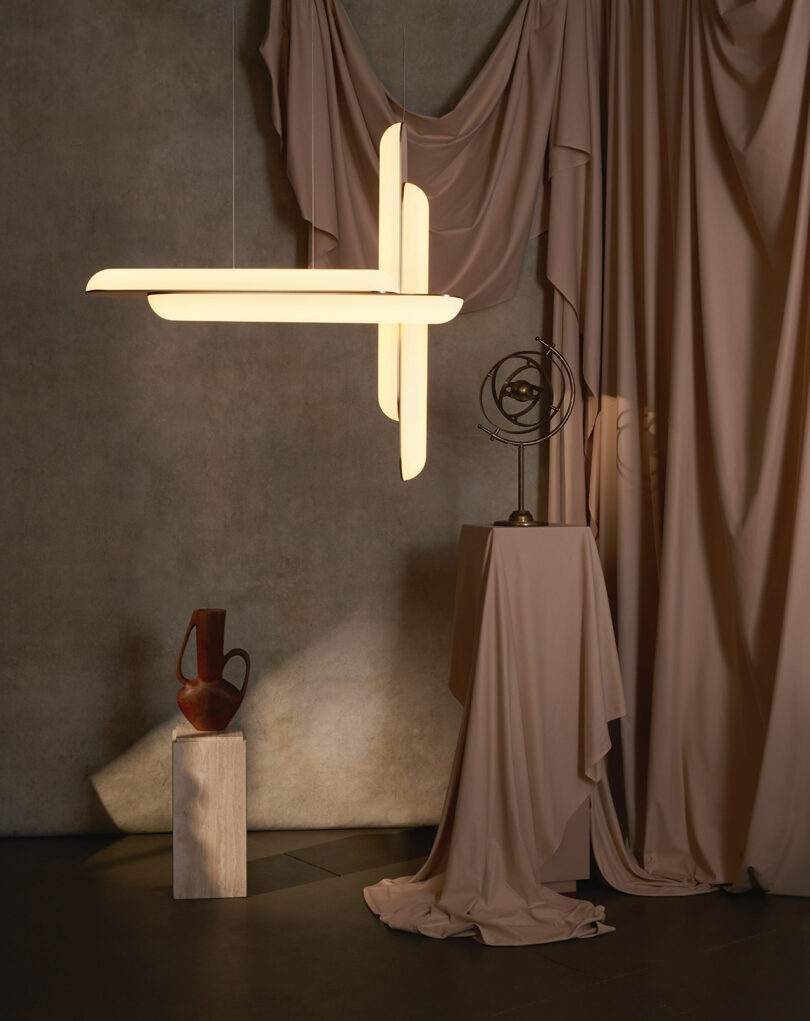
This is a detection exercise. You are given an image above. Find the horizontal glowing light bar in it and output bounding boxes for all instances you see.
[86,267,399,295]
[147,291,463,324]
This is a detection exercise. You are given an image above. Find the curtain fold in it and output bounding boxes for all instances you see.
[262,0,810,897]
[261,0,565,311]
[545,0,604,525]
[592,0,810,895]
[364,526,623,944]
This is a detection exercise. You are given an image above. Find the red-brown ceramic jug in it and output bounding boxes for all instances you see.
[176,608,250,731]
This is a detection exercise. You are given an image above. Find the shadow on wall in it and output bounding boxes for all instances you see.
[118,630,159,746]
[396,543,459,664]
[91,592,462,834]
[81,0,540,837]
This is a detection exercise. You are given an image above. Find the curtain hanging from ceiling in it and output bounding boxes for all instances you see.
[590,0,810,896]
[262,0,810,897]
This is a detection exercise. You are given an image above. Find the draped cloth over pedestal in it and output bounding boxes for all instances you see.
[363,526,625,946]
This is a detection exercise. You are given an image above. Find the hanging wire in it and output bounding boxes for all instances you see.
[231,0,236,267]
[310,1,315,269]
[401,9,406,121]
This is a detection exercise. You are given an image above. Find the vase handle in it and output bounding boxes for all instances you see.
[176,618,197,684]
[223,647,250,696]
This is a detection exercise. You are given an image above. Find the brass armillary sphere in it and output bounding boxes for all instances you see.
[478,337,575,526]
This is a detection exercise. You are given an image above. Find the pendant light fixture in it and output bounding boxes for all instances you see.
[377,119,407,423]
[86,6,459,480]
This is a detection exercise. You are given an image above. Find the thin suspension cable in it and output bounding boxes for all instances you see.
[231,0,236,267]
[310,2,315,269]
[401,6,406,120]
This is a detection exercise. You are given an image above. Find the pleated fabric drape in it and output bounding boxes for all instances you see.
[364,527,624,945]
[262,0,810,897]
[261,0,603,523]
[590,0,810,896]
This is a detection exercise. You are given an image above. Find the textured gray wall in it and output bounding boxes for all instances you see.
[1,0,549,834]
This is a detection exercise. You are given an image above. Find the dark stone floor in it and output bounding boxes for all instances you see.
[2,828,808,1020]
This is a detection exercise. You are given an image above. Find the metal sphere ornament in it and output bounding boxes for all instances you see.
[478,337,575,526]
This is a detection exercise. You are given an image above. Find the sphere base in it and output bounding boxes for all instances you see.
[495,510,546,527]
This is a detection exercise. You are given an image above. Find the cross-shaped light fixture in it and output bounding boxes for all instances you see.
[87,124,462,480]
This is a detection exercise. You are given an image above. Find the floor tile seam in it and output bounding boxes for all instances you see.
[538,920,796,982]
[277,853,431,881]
[486,978,688,1019]
[536,952,661,983]
[283,851,341,877]
[549,949,698,987]
[488,993,558,1018]
[567,935,797,1015]
[591,971,701,1017]
[644,923,794,970]
[485,966,614,1016]
[516,969,703,1019]
[530,950,611,982]
[688,923,786,955]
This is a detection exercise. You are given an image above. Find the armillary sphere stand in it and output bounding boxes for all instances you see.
[478,337,575,526]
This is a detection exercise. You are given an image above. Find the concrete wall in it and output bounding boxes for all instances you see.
[1,0,550,834]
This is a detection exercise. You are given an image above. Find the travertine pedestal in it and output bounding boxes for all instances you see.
[172,728,246,899]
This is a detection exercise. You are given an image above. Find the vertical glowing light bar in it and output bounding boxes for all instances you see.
[399,182,430,480]
[377,123,405,421]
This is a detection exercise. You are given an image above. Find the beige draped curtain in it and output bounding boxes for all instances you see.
[262,0,810,897]
[590,0,810,896]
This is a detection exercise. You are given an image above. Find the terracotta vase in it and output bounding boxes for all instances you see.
[176,608,250,731]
